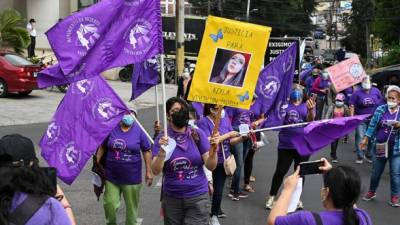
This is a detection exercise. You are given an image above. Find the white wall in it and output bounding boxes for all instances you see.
[0,0,14,11]
[27,0,61,49]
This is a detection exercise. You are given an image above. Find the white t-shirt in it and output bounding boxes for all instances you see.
[27,23,37,37]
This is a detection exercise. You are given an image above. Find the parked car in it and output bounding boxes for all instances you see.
[305,37,315,48]
[0,51,41,97]
[314,30,326,39]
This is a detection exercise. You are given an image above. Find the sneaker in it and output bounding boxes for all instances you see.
[389,196,400,207]
[355,159,363,164]
[210,215,221,225]
[228,190,234,198]
[331,158,338,163]
[362,191,376,201]
[265,196,275,210]
[217,210,226,218]
[365,157,373,164]
[238,191,248,198]
[231,194,240,201]
[297,200,304,210]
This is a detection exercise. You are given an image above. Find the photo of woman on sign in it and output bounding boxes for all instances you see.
[209,49,251,87]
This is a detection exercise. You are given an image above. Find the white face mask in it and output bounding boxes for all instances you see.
[362,82,371,90]
[335,101,344,107]
[188,119,197,128]
[388,101,398,109]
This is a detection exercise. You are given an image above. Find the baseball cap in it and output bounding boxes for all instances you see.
[0,134,37,165]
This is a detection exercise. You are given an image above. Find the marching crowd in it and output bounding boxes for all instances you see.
[1,58,400,225]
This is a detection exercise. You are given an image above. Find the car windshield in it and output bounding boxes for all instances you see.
[3,54,34,66]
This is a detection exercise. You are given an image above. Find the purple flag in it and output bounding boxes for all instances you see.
[300,66,314,82]
[291,114,370,156]
[39,76,129,184]
[256,43,297,127]
[45,0,163,81]
[131,57,160,100]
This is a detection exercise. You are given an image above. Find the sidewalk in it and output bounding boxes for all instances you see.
[0,81,177,126]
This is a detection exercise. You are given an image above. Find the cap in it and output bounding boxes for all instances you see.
[335,93,345,101]
[386,85,400,96]
[0,134,37,165]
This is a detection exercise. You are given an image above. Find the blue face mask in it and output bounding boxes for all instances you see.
[122,115,135,126]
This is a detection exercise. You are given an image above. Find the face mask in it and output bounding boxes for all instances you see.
[312,72,318,76]
[172,108,189,128]
[362,82,371,90]
[335,101,344,107]
[388,101,398,109]
[122,114,134,126]
[321,72,329,80]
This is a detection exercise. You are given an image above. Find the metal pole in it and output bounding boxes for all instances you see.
[240,122,310,135]
[366,24,371,69]
[155,84,160,122]
[160,55,168,138]
[246,0,251,21]
[131,113,154,145]
[175,0,185,84]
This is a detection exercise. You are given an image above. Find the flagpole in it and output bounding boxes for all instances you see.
[160,54,168,138]
[131,113,154,145]
[155,84,160,122]
[240,122,310,135]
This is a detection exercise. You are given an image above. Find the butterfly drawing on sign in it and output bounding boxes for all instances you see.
[237,91,249,102]
[210,29,223,43]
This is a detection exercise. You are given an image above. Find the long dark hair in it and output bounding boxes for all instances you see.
[203,103,217,117]
[0,162,54,224]
[323,166,361,225]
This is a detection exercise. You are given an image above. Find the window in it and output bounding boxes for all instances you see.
[78,0,99,10]
[4,54,33,66]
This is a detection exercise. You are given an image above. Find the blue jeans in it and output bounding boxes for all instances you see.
[369,152,400,197]
[231,139,251,194]
[355,121,374,159]
[211,164,226,216]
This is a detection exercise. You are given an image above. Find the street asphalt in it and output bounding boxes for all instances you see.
[1,106,399,225]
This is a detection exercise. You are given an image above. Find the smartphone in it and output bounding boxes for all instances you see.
[310,93,317,101]
[40,167,57,192]
[299,160,324,176]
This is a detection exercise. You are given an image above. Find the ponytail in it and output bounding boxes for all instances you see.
[342,205,359,225]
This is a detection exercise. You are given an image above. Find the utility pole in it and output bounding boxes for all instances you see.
[207,0,211,15]
[365,24,372,69]
[175,0,185,84]
[246,0,251,21]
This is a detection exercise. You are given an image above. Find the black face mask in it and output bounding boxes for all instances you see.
[171,108,189,128]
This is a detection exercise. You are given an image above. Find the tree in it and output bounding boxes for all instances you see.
[372,0,400,47]
[188,0,316,37]
[0,9,30,54]
[343,0,374,59]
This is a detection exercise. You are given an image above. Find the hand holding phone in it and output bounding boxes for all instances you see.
[299,160,324,176]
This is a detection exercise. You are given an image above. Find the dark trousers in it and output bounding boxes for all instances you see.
[269,149,310,196]
[244,132,260,185]
[28,36,36,58]
[331,139,339,159]
[211,164,227,216]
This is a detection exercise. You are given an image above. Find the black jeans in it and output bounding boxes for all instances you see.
[28,36,36,58]
[211,164,227,216]
[244,132,260,185]
[331,139,339,159]
[269,149,310,196]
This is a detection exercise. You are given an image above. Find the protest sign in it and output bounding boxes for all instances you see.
[264,37,301,83]
[325,56,366,92]
[188,16,271,109]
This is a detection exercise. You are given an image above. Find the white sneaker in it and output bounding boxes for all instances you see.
[265,196,275,210]
[355,159,363,164]
[210,216,221,225]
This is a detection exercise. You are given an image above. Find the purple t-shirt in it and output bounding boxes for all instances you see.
[376,108,398,144]
[275,209,372,225]
[278,103,308,149]
[226,107,252,128]
[250,101,263,122]
[152,127,211,198]
[191,102,204,120]
[197,117,233,164]
[11,192,71,225]
[349,87,383,115]
[105,123,151,185]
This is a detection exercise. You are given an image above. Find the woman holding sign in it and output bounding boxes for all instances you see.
[197,104,243,225]
[360,86,400,207]
[151,97,220,225]
[265,89,316,210]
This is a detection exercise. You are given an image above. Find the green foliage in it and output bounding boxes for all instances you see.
[381,44,400,66]
[188,0,316,37]
[372,0,400,48]
[0,9,30,54]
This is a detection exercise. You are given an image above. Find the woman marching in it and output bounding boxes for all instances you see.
[151,97,220,225]
[96,111,153,225]
[197,104,243,225]
[265,88,316,210]
[360,85,400,207]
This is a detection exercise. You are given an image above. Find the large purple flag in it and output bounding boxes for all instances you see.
[291,114,370,156]
[300,66,314,82]
[44,0,163,82]
[39,76,129,184]
[131,57,160,100]
[256,43,297,127]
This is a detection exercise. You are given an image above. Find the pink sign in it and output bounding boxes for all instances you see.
[326,56,366,92]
